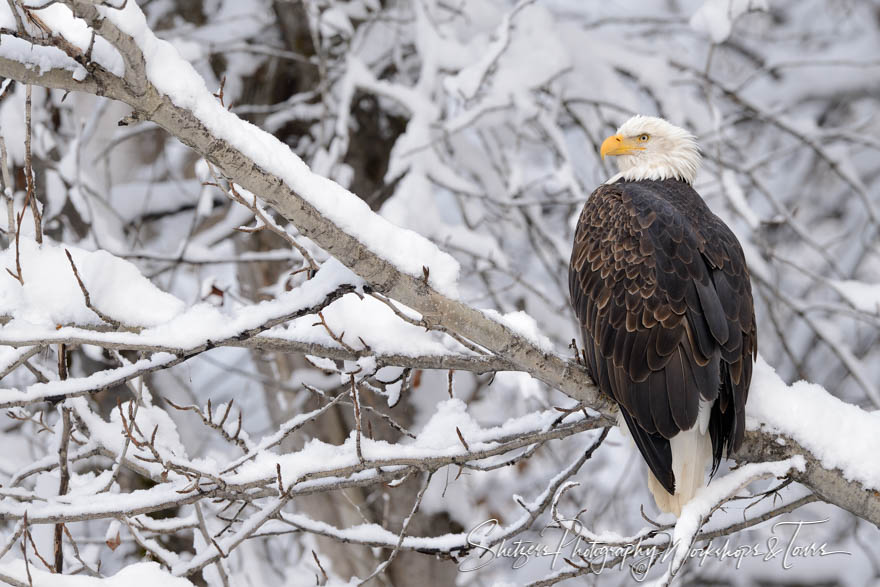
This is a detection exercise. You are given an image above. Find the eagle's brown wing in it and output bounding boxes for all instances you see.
[568,179,756,493]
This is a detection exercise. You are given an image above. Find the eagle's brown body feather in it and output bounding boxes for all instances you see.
[569,178,756,494]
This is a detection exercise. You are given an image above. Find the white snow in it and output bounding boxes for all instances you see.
[0,476,200,520]
[0,2,125,84]
[28,3,125,76]
[0,254,478,376]
[0,561,193,586]
[0,352,177,407]
[482,309,555,353]
[0,345,33,375]
[747,357,880,490]
[226,400,588,487]
[271,510,467,552]
[0,238,184,328]
[72,395,187,463]
[0,256,354,349]
[94,2,461,297]
[0,32,87,83]
[655,456,806,585]
[276,293,460,358]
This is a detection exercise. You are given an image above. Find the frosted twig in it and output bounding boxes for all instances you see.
[206,164,319,276]
[0,284,356,408]
[64,249,122,328]
[0,326,518,374]
[351,374,365,464]
[59,523,100,577]
[358,471,433,585]
[0,134,14,242]
[269,431,608,560]
[194,502,231,587]
[121,516,181,568]
[313,311,357,353]
[165,397,251,452]
[312,550,329,585]
[0,519,25,561]
[5,0,24,33]
[221,389,349,473]
[53,405,72,572]
[0,346,40,379]
[367,291,491,356]
[23,511,52,571]
[19,513,32,586]
[673,59,880,224]
[23,85,40,244]
[102,376,143,492]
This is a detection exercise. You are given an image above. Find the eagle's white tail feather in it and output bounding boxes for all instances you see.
[648,423,712,516]
[618,402,714,516]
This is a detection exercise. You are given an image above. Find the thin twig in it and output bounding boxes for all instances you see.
[24,84,40,244]
[102,376,143,492]
[351,374,364,463]
[20,513,32,587]
[0,133,15,243]
[194,502,231,587]
[64,249,122,328]
[53,404,72,573]
[358,471,434,585]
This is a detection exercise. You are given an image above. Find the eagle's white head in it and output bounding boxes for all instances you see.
[601,115,701,185]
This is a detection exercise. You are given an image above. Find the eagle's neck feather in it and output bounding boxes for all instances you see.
[606,153,700,185]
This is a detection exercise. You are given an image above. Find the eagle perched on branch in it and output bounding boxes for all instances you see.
[569,116,756,515]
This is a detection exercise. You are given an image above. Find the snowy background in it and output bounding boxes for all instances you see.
[0,0,878,585]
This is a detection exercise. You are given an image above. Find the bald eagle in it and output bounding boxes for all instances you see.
[568,116,756,515]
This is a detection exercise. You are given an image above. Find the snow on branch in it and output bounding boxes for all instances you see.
[540,457,810,585]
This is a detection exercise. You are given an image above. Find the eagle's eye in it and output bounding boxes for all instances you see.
[638,134,650,142]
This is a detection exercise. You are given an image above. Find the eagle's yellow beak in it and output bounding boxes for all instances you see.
[600,134,643,159]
